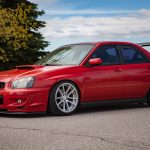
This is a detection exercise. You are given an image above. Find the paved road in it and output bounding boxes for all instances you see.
[0,104,150,150]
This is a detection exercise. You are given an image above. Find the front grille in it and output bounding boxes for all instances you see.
[0,82,5,89]
[0,95,3,104]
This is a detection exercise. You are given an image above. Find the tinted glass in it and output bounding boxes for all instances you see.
[36,44,95,65]
[91,45,119,65]
[121,46,147,64]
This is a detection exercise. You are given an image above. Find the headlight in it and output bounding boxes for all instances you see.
[11,77,34,89]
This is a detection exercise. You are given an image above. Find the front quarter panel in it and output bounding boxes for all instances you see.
[33,66,85,100]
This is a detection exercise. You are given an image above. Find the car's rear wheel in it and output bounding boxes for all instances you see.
[47,81,79,115]
[147,90,150,106]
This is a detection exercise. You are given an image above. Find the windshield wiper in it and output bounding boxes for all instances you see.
[44,64,62,66]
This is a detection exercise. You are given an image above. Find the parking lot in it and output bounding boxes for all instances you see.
[0,104,150,150]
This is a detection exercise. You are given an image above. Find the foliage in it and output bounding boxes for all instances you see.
[0,0,49,70]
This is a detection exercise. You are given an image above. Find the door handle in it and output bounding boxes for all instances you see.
[114,68,122,72]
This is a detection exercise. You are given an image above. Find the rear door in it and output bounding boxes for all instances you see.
[119,45,150,99]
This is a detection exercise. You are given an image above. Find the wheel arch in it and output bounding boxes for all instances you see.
[51,79,81,98]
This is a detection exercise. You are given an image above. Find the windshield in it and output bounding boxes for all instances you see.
[36,44,95,65]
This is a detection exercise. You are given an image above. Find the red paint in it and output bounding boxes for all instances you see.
[0,41,150,113]
[89,58,102,65]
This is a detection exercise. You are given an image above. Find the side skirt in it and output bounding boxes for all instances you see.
[81,98,147,107]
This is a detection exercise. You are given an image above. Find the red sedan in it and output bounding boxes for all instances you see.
[0,41,150,115]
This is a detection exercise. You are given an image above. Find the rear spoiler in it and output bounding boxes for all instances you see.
[137,42,150,46]
[138,42,150,55]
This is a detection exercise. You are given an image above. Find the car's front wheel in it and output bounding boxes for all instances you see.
[47,81,79,115]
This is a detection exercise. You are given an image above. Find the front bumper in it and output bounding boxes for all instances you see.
[0,84,49,113]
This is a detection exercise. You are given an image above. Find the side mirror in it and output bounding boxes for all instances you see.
[88,58,102,66]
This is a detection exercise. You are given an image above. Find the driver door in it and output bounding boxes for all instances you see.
[83,45,125,102]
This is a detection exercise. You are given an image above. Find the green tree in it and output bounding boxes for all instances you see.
[0,0,49,70]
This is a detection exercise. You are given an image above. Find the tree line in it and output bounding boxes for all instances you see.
[0,0,49,70]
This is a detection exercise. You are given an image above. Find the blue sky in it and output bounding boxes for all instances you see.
[30,0,150,51]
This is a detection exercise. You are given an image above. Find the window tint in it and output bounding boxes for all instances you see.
[91,45,119,65]
[121,46,147,64]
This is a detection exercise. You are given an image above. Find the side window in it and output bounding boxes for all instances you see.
[121,46,147,64]
[91,45,119,65]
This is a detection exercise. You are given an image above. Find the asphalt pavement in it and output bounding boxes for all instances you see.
[0,104,150,150]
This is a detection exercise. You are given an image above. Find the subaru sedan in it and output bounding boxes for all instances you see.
[0,41,150,115]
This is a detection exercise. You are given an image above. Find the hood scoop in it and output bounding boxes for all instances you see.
[16,65,43,69]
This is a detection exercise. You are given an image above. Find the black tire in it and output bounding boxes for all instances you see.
[138,102,144,105]
[47,81,80,116]
[147,91,150,106]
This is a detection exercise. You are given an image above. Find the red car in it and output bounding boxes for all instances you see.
[0,41,150,115]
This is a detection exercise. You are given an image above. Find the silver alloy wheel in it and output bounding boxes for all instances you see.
[55,82,79,113]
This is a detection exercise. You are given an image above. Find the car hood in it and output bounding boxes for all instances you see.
[0,65,73,83]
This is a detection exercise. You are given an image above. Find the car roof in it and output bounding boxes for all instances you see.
[66,41,136,46]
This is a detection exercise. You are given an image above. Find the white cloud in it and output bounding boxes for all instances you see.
[138,9,150,16]
[45,9,136,15]
[30,0,57,3]
[41,9,150,41]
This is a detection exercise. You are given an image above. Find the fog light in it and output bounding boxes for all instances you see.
[17,99,22,104]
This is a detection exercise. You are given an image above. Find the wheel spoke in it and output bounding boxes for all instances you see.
[66,84,71,94]
[63,101,66,111]
[58,89,63,96]
[56,96,63,100]
[67,100,76,106]
[68,89,75,96]
[62,84,66,94]
[67,96,77,100]
[65,101,70,111]
[57,100,64,106]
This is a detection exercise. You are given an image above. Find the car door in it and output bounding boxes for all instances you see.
[83,45,125,102]
[119,44,150,99]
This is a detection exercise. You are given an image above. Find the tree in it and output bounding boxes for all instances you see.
[0,0,49,70]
